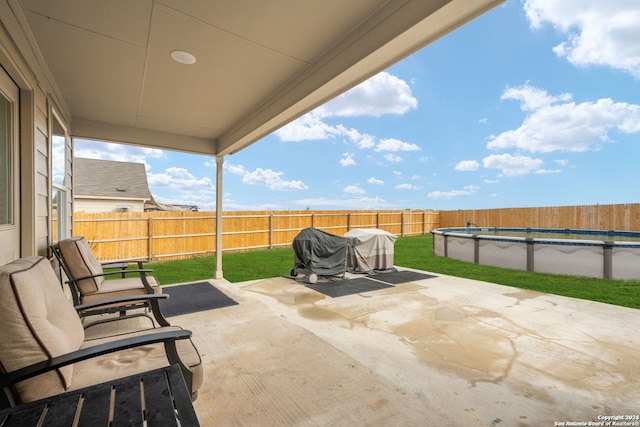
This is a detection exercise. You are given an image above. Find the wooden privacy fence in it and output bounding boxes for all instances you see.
[438,203,640,231]
[69,204,640,262]
[72,210,440,262]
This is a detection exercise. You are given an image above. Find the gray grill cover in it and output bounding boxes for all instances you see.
[292,228,348,276]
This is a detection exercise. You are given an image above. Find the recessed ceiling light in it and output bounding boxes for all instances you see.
[170,50,196,65]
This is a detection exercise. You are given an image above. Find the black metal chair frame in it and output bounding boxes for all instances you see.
[50,243,160,328]
[0,325,194,409]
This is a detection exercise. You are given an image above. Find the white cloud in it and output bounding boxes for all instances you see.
[428,185,480,199]
[52,136,66,183]
[374,138,421,152]
[148,168,213,190]
[342,127,376,149]
[384,153,403,163]
[275,113,379,148]
[339,152,357,166]
[275,72,417,148]
[225,163,247,175]
[454,160,481,171]
[274,113,341,142]
[482,153,545,177]
[147,167,215,207]
[221,200,282,211]
[501,83,571,111]
[395,183,418,190]
[149,167,194,183]
[243,168,308,191]
[524,0,640,77]
[291,196,394,210]
[367,177,384,185]
[225,162,308,191]
[489,84,640,153]
[344,185,365,195]
[317,71,418,117]
[75,139,164,164]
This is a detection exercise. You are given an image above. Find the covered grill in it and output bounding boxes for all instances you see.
[291,228,348,282]
[345,228,397,272]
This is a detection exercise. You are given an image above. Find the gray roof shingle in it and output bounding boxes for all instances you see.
[74,158,152,200]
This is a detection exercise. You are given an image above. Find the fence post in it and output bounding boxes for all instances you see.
[147,217,153,262]
[347,213,351,232]
[269,215,273,249]
[376,212,380,229]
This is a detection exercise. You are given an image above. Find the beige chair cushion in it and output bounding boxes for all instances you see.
[0,257,85,403]
[74,326,203,393]
[58,236,104,295]
[81,276,161,306]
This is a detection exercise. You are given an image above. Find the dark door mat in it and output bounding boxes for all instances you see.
[306,277,394,298]
[369,270,437,284]
[160,282,238,317]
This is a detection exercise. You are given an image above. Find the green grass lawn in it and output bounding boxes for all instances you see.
[148,234,640,310]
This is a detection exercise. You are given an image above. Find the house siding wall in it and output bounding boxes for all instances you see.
[0,0,71,257]
[34,87,50,254]
[74,198,146,213]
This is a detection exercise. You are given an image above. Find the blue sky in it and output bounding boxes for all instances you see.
[70,0,640,211]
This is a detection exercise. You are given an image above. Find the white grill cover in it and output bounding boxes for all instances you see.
[345,228,397,272]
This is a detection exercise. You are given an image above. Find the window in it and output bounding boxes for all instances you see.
[51,114,71,241]
[0,66,19,264]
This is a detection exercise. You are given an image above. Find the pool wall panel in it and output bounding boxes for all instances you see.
[433,233,445,256]
[479,240,527,270]
[446,235,475,263]
[612,247,640,279]
[533,244,603,277]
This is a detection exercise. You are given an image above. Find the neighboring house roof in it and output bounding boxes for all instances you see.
[145,202,199,212]
[74,158,152,200]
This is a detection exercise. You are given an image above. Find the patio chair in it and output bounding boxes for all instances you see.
[0,256,203,407]
[52,236,161,323]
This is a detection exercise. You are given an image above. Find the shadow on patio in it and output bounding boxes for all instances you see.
[148,268,638,426]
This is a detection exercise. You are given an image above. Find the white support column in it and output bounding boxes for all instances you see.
[215,155,224,279]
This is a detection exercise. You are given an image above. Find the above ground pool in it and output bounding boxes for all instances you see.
[431,227,640,280]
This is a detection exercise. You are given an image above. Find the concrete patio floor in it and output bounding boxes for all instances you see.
[168,268,639,426]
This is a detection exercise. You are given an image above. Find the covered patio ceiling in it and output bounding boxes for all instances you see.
[17,0,504,156]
